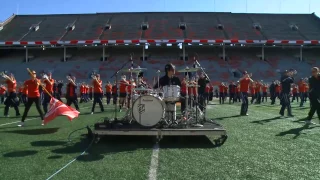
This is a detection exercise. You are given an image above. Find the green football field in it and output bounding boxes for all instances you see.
[0,98,319,180]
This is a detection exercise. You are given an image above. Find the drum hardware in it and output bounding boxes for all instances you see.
[177,67,201,73]
[110,58,135,121]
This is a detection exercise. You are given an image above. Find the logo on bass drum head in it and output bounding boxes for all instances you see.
[137,104,145,114]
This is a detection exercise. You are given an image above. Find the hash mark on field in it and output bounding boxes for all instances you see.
[148,143,159,180]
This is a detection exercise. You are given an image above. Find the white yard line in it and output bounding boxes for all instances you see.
[0,117,38,127]
[148,143,160,180]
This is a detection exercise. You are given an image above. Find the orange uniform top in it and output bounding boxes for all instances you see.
[250,86,255,94]
[23,86,28,95]
[44,79,54,94]
[6,79,16,93]
[119,80,128,93]
[105,84,112,93]
[262,86,268,93]
[219,85,224,93]
[0,86,6,95]
[240,78,250,92]
[24,79,40,98]
[298,82,306,93]
[93,80,103,93]
[292,86,298,93]
[80,85,86,93]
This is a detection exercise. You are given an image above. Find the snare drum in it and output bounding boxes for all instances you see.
[163,85,180,102]
[132,95,165,127]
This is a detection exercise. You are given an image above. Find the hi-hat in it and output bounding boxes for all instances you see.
[177,67,201,73]
[121,67,147,73]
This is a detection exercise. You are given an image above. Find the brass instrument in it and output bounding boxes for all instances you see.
[66,75,76,85]
[42,74,49,80]
[0,72,12,81]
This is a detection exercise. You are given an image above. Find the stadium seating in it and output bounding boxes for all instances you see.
[0,12,319,86]
[217,13,265,40]
[21,15,79,41]
[1,46,311,84]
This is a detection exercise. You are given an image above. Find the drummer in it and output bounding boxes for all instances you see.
[154,63,181,122]
[153,63,181,88]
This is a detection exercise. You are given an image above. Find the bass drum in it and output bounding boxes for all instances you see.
[132,95,165,127]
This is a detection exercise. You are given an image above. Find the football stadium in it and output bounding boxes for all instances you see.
[0,3,320,180]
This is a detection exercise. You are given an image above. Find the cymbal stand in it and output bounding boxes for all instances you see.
[193,75,203,127]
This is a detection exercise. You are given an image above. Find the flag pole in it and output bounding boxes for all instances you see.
[26,68,53,98]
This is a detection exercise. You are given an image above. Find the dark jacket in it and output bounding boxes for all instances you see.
[281,75,294,94]
[308,74,320,99]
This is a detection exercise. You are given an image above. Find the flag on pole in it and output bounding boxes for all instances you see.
[44,97,80,124]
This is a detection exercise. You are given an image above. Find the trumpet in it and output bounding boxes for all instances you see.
[42,74,49,80]
[0,72,12,81]
[66,75,76,85]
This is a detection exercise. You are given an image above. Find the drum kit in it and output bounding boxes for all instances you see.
[109,62,211,129]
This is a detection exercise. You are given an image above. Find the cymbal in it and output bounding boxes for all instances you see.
[177,67,201,73]
[134,88,153,91]
[121,67,147,73]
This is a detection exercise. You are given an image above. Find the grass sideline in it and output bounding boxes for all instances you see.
[0,99,319,180]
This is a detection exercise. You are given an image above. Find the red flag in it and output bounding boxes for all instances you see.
[44,98,80,124]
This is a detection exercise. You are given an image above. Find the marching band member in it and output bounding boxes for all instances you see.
[228,82,236,104]
[250,82,256,104]
[306,67,320,125]
[0,84,6,104]
[239,71,254,116]
[298,78,307,107]
[84,84,89,102]
[79,82,86,103]
[42,73,54,114]
[21,84,28,106]
[105,81,112,105]
[209,84,214,101]
[56,80,63,102]
[19,70,44,127]
[197,72,209,111]
[91,74,104,114]
[66,76,79,111]
[126,79,136,109]
[291,84,299,103]
[279,69,296,117]
[112,81,117,105]
[180,77,187,113]
[218,83,225,104]
[89,86,93,100]
[262,83,268,103]
[119,75,129,112]
[1,73,20,117]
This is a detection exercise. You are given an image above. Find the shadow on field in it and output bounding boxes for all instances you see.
[49,135,217,162]
[80,111,104,116]
[216,115,241,120]
[276,124,320,139]
[251,116,282,125]
[3,150,38,158]
[3,128,60,135]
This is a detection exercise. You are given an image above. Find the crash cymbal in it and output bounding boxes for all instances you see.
[177,67,201,73]
[121,67,147,73]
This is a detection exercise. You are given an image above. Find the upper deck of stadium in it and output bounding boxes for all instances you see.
[0,12,320,44]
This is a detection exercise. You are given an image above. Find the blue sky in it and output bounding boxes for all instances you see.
[0,0,319,22]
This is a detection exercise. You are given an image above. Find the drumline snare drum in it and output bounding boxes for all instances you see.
[162,85,181,102]
[132,95,166,127]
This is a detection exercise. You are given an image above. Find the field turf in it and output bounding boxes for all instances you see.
[0,98,319,180]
